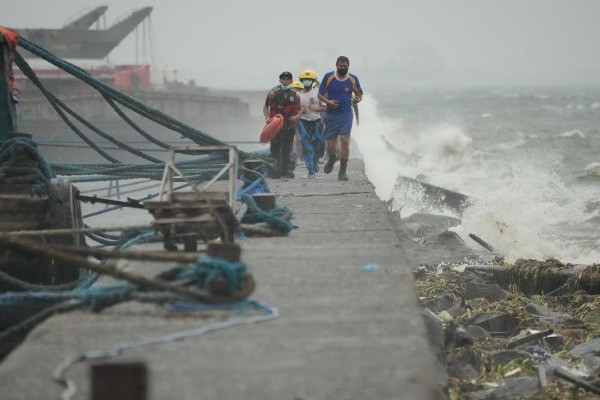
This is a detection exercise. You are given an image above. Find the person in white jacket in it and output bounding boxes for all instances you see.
[297,69,326,178]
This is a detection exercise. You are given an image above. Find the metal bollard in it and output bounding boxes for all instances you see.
[91,362,148,400]
[251,193,276,211]
[207,242,241,262]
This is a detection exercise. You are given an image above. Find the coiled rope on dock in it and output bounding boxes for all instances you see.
[240,193,295,234]
[0,230,254,309]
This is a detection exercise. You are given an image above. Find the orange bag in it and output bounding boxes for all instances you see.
[259,114,284,144]
[0,27,19,50]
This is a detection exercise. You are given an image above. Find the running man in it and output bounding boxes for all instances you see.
[263,71,301,179]
[317,56,363,181]
[298,69,326,178]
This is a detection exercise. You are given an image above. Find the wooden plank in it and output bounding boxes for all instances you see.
[0,221,42,231]
[171,191,228,202]
[144,203,228,212]
[145,203,228,211]
[153,214,216,224]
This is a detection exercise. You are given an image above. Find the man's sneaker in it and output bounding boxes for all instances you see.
[338,173,349,181]
[306,172,317,178]
[324,157,336,174]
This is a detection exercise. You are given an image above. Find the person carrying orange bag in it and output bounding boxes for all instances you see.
[262,71,301,179]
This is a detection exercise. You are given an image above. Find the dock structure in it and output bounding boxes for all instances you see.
[0,160,445,400]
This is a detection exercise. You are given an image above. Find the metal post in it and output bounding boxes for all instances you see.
[91,362,148,400]
[158,149,174,201]
[105,180,114,209]
[0,34,17,144]
[229,146,238,209]
[166,149,175,199]
[115,179,121,199]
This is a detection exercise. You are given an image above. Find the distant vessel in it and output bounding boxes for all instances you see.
[12,6,257,163]
[16,6,152,59]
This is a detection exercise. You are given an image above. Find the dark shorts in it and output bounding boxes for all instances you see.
[322,112,353,140]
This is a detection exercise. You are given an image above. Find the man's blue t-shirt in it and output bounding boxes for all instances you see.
[318,72,363,115]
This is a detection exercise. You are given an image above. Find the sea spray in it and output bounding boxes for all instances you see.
[352,95,402,200]
[355,93,600,264]
[453,161,587,261]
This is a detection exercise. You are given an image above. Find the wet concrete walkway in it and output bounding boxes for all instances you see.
[0,160,445,400]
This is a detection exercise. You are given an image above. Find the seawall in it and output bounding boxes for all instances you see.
[0,159,446,399]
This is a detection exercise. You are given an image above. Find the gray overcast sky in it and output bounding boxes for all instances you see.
[5,0,600,89]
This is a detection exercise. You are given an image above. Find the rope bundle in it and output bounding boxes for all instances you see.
[0,137,55,185]
[240,194,295,234]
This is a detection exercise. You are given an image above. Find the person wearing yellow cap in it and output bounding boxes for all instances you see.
[291,81,304,91]
[290,80,305,166]
[297,69,326,178]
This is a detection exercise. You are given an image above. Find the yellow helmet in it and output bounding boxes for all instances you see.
[299,69,317,80]
[291,81,304,89]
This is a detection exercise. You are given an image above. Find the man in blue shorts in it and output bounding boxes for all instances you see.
[317,56,363,181]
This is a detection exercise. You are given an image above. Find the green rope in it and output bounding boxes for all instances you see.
[173,256,248,294]
[17,38,240,152]
[46,93,162,163]
[0,257,248,306]
[13,51,120,163]
[240,194,295,234]
[101,93,172,150]
[14,51,163,163]
[15,37,277,176]
[0,270,97,293]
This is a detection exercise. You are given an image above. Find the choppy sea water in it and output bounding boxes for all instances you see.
[353,87,600,264]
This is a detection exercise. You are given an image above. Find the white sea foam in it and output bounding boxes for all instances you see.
[561,129,586,138]
[355,95,600,264]
[352,95,403,200]
[533,94,551,100]
[453,163,599,263]
[585,162,600,176]
[538,105,565,113]
[492,138,526,151]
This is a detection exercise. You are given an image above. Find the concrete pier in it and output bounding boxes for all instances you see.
[0,159,446,400]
